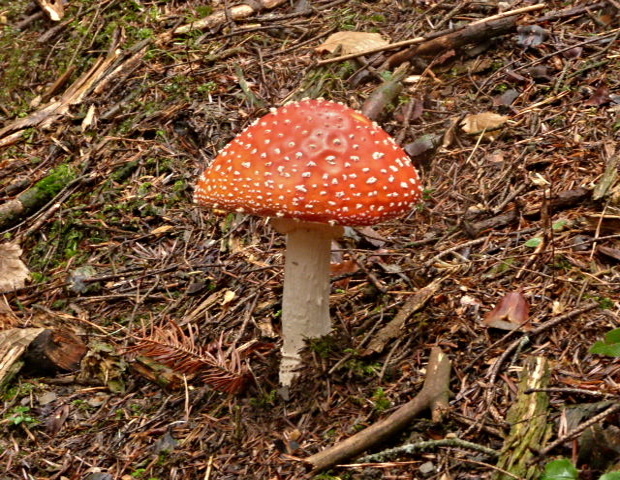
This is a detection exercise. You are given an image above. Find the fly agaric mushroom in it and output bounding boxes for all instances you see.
[194,98,422,387]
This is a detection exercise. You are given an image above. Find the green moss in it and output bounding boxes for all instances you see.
[18,164,77,212]
[195,5,214,17]
[35,164,76,196]
[371,387,391,413]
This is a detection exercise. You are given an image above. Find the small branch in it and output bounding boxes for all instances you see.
[358,438,499,463]
[362,278,444,356]
[535,402,620,458]
[483,303,599,421]
[170,0,288,36]
[304,347,451,472]
[316,4,545,66]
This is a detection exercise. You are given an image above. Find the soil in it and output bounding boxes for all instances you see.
[1,1,619,479]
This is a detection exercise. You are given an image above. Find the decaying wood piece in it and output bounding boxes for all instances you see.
[171,0,289,36]
[387,16,520,69]
[0,328,45,390]
[362,279,443,356]
[493,356,551,480]
[463,209,519,238]
[22,328,87,374]
[305,347,451,472]
[317,4,546,66]
[463,187,592,237]
[385,2,611,69]
[523,187,591,217]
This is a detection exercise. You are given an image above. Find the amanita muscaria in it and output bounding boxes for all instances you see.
[194,98,422,387]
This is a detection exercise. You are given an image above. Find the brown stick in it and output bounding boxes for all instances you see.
[305,347,451,472]
[316,4,545,66]
[387,16,518,68]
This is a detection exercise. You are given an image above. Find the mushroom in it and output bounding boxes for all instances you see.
[194,98,423,387]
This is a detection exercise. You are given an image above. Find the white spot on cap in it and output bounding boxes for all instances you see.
[366,177,378,184]
[372,152,385,159]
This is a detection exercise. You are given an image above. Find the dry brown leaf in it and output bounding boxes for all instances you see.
[330,259,359,289]
[461,112,509,134]
[484,291,532,331]
[316,31,389,55]
[0,243,30,293]
[584,85,611,107]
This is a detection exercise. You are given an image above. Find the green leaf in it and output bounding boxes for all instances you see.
[552,219,568,231]
[525,237,543,248]
[541,459,579,480]
[600,473,620,480]
[590,328,620,357]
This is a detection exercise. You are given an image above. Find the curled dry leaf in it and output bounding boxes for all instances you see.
[0,243,30,293]
[493,89,520,107]
[583,85,611,107]
[483,291,532,331]
[461,112,509,134]
[316,31,389,55]
[516,25,549,47]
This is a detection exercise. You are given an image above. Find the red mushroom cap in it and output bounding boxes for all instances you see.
[194,98,422,226]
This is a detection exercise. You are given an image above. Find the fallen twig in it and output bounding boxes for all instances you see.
[305,346,451,472]
[358,437,499,463]
[535,402,620,458]
[362,278,444,356]
[483,303,599,422]
[169,0,289,37]
[316,4,546,66]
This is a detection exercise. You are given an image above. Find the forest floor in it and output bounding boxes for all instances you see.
[1,1,620,479]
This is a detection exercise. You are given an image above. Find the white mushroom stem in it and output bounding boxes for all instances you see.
[272,218,344,387]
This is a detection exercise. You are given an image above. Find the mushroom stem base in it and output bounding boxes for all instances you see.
[273,219,343,387]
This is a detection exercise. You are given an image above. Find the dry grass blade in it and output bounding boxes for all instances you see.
[128,324,250,394]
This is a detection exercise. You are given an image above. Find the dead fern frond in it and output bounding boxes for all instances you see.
[127,323,251,394]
